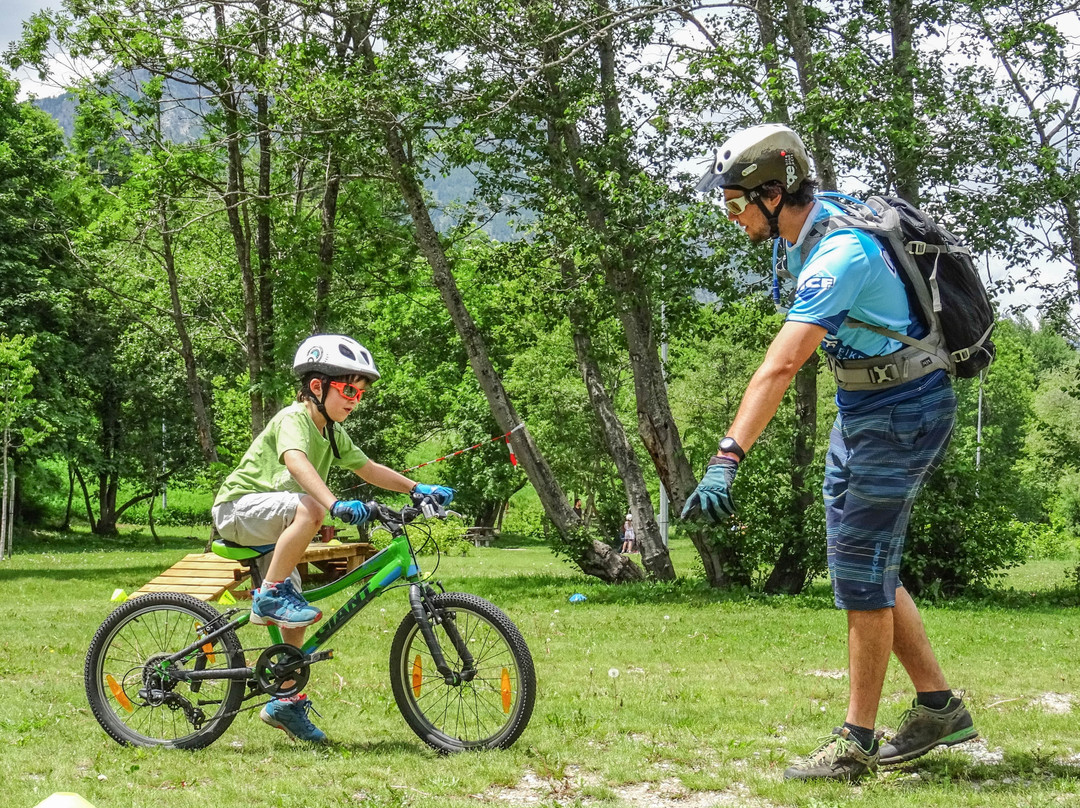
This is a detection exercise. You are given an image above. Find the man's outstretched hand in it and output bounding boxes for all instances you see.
[680,456,738,523]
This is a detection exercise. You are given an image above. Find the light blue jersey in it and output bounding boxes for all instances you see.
[782,199,946,412]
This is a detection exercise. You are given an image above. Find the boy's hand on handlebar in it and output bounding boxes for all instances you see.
[412,483,455,505]
[331,499,372,526]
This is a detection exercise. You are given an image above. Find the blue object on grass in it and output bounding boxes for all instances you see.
[568,593,587,603]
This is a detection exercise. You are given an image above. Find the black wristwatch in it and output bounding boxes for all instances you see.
[718,436,745,463]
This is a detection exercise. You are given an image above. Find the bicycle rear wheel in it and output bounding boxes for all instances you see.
[389,592,535,752]
[85,592,245,749]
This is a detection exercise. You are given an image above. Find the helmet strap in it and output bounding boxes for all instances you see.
[306,375,342,459]
[754,194,786,240]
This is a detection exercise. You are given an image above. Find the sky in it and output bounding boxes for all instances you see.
[2,0,52,52]
[3,0,67,98]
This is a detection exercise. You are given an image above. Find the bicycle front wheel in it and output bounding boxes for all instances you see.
[389,592,536,752]
[85,592,246,749]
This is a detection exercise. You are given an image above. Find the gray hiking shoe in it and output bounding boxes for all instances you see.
[783,727,879,782]
[879,695,977,765]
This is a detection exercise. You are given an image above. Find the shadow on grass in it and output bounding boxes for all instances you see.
[890,749,1080,787]
[0,563,172,584]
[461,573,841,610]
[11,526,206,553]
[464,571,1079,613]
[327,738,431,757]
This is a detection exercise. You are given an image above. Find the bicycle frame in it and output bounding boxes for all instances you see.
[297,534,420,653]
[215,531,422,654]
[166,503,476,693]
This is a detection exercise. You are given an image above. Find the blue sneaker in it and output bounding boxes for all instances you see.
[250,579,322,628]
[260,694,328,743]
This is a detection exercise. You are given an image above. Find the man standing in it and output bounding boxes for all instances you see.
[682,124,976,782]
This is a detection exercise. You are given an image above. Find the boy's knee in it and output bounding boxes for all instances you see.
[296,496,327,525]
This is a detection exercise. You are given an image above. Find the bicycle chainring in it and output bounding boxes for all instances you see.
[254,644,310,698]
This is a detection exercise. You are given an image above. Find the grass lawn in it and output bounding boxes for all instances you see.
[1,525,1078,808]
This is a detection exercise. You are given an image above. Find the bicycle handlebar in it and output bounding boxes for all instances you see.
[363,492,456,532]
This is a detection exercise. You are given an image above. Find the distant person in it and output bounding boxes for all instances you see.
[573,498,583,519]
[212,335,454,743]
[683,124,974,782]
[620,513,635,554]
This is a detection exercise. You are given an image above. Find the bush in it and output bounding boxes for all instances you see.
[364,514,472,557]
[1013,520,1076,560]
[904,501,1025,598]
[119,487,214,527]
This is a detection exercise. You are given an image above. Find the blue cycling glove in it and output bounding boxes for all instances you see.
[412,483,455,505]
[680,456,738,523]
[330,499,371,525]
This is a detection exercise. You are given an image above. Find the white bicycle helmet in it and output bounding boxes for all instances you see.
[695,123,811,193]
[293,335,380,381]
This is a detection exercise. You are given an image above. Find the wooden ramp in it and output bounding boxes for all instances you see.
[133,541,377,602]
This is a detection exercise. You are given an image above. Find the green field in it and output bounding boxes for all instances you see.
[1,526,1078,808]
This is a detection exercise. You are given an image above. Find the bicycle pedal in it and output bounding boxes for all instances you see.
[306,650,334,664]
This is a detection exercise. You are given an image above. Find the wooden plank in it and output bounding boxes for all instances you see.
[300,545,361,563]
[137,584,224,594]
[134,542,380,603]
[148,576,239,587]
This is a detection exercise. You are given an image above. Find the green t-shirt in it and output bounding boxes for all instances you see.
[214,402,369,506]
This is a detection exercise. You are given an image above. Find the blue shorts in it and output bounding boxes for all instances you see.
[824,382,955,610]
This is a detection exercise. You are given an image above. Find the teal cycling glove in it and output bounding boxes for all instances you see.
[680,456,738,523]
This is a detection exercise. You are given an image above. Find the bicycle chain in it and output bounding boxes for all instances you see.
[154,642,303,727]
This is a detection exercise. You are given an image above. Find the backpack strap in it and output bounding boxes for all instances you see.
[824,345,951,391]
[802,208,956,388]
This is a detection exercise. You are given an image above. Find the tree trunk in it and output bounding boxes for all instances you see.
[361,44,640,583]
[759,1,837,593]
[94,377,121,535]
[74,465,98,534]
[214,2,264,436]
[568,306,675,580]
[888,0,920,205]
[62,462,75,530]
[542,33,732,586]
[255,0,276,423]
[764,352,820,593]
[784,0,838,190]
[0,425,8,559]
[314,148,341,333]
[755,0,791,123]
[148,490,161,543]
[158,195,219,463]
[386,148,640,581]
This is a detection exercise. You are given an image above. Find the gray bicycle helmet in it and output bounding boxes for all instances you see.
[695,123,811,193]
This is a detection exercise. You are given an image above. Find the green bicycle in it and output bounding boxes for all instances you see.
[84,494,536,751]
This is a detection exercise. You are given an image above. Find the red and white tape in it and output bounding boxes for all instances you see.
[342,423,524,493]
[402,422,524,472]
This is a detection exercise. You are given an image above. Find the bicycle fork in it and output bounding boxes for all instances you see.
[409,584,476,685]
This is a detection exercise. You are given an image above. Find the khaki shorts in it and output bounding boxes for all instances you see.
[212,492,304,589]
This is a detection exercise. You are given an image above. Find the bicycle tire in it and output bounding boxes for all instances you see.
[389,592,535,752]
[85,592,245,749]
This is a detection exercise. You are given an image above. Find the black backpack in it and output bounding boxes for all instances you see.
[802,193,996,379]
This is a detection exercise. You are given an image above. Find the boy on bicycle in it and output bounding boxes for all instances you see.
[212,334,454,743]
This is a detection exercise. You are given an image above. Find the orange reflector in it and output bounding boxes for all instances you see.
[107,674,134,713]
[500,668,512,714]
[411,655,423,698]
[195,623,216,663]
